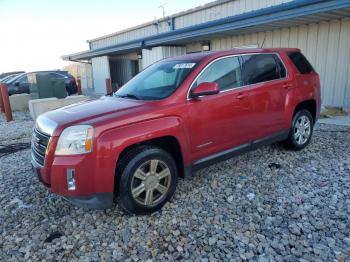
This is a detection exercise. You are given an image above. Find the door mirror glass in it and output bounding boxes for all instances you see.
[191,82,219,98]
[14,82,20,87]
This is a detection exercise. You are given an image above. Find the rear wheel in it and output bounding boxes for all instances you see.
[117,146,178,215]
[284,109,313,150]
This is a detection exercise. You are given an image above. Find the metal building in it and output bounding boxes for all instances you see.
[62,0,350,109]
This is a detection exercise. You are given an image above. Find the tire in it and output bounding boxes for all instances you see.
[117,146,178,215]
[284,109,314,150]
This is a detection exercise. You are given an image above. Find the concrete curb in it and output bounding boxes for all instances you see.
[29,95,89,119]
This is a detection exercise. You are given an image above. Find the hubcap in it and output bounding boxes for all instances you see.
[131,160,171,206]
[294,115,311,145]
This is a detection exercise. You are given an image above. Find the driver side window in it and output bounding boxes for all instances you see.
[194,56,242,91]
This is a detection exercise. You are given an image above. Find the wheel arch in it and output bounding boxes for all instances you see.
[114,135,185,197]
[292,99,317,124]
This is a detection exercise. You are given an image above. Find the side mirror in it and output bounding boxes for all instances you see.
[14,82,20,87]
[191,82,219,98]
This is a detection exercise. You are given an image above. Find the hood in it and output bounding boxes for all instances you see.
[37,96,150,136]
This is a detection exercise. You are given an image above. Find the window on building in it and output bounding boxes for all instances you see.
[241,54,286,85]
[193,56,242,91]
[288,52,314,74]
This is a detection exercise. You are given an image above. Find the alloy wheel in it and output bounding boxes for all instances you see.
[131,159,171,206]
[294,115,311,145]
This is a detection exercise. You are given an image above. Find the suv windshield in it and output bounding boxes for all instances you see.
[115,60,197,100]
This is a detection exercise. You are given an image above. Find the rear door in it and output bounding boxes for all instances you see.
[187,55,253,161]
[240,53,290,139]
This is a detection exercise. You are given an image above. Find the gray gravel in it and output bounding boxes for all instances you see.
[1,111,350,261]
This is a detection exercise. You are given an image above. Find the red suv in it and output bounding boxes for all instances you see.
[31,48,321,214]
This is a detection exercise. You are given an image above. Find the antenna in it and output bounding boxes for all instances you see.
[158,3,167,18]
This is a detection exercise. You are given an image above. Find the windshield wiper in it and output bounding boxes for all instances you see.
[115,94,140,100]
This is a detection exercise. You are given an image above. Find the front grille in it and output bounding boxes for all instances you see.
[31,128,51,166]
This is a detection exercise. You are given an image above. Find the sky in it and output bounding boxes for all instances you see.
[0,0,212,73]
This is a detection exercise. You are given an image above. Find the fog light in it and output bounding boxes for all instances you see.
[67,168,76,191]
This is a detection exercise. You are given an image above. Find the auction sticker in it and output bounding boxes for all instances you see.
[173,63,196,69]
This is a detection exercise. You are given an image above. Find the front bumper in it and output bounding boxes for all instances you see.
[63,193,114,209]
[31,160,51,187]
[31,158,114,210]
[32,116,116,210]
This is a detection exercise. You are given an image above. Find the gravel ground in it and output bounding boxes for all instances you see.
[1,111,350,261]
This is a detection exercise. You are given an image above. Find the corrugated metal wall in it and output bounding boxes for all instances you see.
[142,46,186,69]
[91,21,169,49]
[174,0,292,28]
[211,18,350,107]
[91,56,110,94]
[77,63,93,90]
[142,47,164,69]
[90,0,293,50]
[162,46,187,60]
[110,59,136,87]
[109,53,140,88]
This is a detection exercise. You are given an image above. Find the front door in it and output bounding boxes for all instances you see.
[187,55,253,162]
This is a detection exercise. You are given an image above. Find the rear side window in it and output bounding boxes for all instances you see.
[288,52,314,74]
[241,54,286,85]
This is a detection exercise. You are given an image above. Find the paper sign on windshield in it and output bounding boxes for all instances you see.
[173,63,196,69]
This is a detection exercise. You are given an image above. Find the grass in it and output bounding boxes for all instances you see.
[320,107,348,118]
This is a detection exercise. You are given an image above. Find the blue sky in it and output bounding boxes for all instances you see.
[0,0,212,72]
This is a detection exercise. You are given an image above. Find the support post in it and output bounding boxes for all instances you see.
[77,79,82,95]
[0,83,13,122]
[0,86,4,113]
[106,78,111,95]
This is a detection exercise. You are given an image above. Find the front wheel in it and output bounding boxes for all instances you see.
[284,109,314,150]
[117,146,178,215]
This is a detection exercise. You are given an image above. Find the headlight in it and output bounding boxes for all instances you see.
[55,125,94,155]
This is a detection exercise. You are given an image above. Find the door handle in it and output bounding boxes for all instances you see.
[283,83,293,90]
[236,93,248,100]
